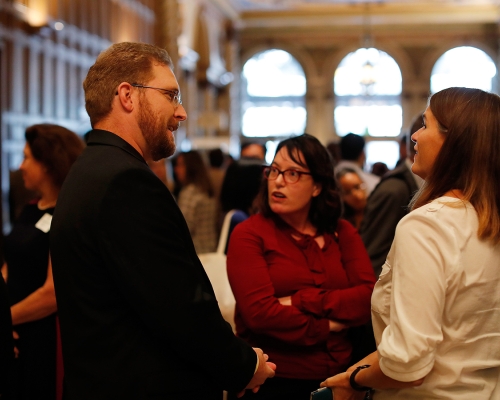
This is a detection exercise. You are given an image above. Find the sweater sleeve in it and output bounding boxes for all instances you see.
[227,218,330,346]
[291,220,376,325]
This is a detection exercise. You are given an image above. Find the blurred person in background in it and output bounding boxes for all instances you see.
[335,133,379,195]
[360,116,423,277]
[370,162,389,178]
[208,148,229,202]
[2,124,84,400]
[336,168,367,230]
[219,159,264,252]
[326,141,341,169]
[0,275,14,398]
[241,141,266,161]
[174,150,218,253]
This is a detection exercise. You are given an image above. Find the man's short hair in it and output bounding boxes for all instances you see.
[340,133,365,161]
[83,42,173,127]
[240,141,266,160]
[208,148,225,168]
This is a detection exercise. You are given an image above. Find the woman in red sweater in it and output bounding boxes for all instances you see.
[227,133,376,400]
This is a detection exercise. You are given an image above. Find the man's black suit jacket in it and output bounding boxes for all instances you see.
[50,130,256,400]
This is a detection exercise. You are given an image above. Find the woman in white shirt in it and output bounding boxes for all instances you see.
[321,87,500,400]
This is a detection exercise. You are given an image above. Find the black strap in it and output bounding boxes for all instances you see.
[349,364,372,392]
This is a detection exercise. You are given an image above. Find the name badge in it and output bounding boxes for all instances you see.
[35,213,52,233]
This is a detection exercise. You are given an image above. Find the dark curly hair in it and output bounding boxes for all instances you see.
[220,160,264,214]
[257,133,342,234]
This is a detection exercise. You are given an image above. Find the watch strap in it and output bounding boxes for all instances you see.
[349,364,372,392]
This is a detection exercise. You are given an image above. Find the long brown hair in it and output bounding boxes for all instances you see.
[25,124,85,189]
[411,87,500,243]
[178,151,214,197]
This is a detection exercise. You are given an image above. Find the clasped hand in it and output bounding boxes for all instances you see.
[237,348,276,398]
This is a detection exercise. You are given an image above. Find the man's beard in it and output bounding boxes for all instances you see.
[138,96,177,161]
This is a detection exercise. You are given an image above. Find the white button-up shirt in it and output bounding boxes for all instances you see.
[372,197,500,399]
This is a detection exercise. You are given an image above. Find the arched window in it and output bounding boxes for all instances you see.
[334,48,402,169]
[241,49,306,137]
[431,46,498,94]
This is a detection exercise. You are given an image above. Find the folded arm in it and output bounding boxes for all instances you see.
[10,256,57,326]
[291,221,376,325]
[227,221,331,346]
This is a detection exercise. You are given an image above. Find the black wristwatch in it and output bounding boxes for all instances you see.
[349,364,372,392]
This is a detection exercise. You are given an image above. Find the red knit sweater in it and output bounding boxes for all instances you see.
[227,214,375,380]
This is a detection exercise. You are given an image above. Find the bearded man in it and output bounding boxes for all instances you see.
[50,42,275,400]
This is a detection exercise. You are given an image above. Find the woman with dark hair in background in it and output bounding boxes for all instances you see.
[219,160,264,252]
[227,133,375,399]
[1,124,84,400]
[174,150,218,254]
[336,167,367,230]
[322,87,500,399]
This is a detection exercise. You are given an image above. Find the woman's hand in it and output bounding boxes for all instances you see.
[278,297,349,333]
[324,351,425,392]
[277,296,291,306]
[328,320,348,332]
[321,372,366,400]
[278,297,348,332]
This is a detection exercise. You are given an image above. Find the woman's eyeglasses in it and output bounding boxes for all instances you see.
[263,166,312,184]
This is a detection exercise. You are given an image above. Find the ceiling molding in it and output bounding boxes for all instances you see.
[209,1,500,31]
[240,7,499,30]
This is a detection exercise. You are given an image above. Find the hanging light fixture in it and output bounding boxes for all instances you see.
[360,2,378,95]
[360,60,376,90]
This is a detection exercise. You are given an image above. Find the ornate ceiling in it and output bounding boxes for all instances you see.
[212,0,500,30]
[230,0,497,11]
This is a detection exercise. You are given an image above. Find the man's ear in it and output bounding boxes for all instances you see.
[115,82,135,112]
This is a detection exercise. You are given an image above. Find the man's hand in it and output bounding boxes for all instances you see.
[237,348,276,398]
